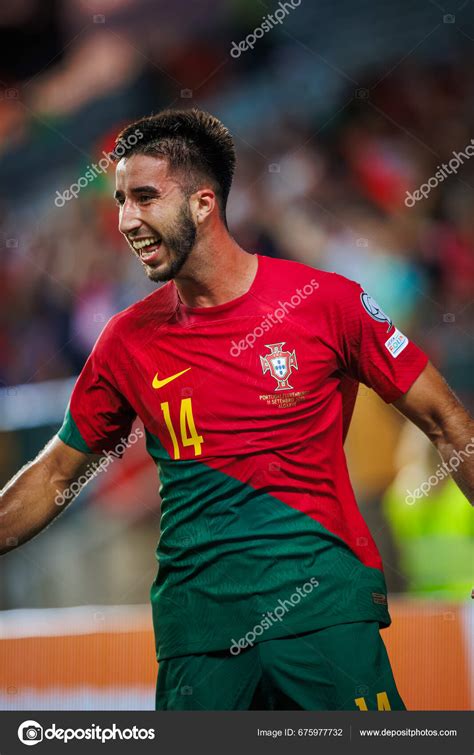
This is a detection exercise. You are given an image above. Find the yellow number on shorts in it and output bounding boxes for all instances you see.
[161,399,204,459]
[355,692,392,710]
[376,691,391,710]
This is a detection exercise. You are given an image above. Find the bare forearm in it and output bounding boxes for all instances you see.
[0,437,97,555]
[429,404,474,504]
[394,362,474,504]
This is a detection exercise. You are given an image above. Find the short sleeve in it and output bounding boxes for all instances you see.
[58,318,136,455]
[332,279,429,403]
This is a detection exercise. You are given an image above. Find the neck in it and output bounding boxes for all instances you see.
[173,228,258,308]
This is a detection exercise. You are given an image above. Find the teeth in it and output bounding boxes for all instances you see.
[131,237,160,250]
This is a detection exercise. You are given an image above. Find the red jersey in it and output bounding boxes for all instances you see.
[59,254,428,659]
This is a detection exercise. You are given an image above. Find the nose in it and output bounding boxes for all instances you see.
[118,199,142,237]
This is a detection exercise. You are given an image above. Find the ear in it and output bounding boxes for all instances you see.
[190,188,216,224]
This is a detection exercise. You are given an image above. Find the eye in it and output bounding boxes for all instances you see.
[138,194,154,203]
[114,196,124,207]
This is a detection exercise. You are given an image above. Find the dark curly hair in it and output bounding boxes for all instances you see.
[114,108,236,223]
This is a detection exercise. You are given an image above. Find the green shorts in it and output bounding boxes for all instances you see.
[155,621,405,710]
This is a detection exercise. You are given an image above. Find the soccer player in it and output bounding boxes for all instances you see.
[1,109,473,711]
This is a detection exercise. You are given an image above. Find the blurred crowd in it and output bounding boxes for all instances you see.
[0,1,472,397]
[0,0,472,607]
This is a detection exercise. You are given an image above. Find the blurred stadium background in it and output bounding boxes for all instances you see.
[0,0,472,710]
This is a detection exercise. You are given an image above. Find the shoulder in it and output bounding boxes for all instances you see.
[94,282,177,352]
[260,255,362,308]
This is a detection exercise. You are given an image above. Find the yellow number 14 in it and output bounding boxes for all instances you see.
[355,692,391,711]
[161,398,204,459]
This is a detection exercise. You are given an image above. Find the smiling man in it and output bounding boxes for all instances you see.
[1,108,473,711]
[115,154,198,282]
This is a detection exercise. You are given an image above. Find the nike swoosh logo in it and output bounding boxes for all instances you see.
[152,367,191,389]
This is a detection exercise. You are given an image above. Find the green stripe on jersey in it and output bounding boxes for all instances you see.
[57,406,92,453]
[145,430,390,660]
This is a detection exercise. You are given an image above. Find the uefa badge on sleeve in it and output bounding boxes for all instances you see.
[384,328,409,358]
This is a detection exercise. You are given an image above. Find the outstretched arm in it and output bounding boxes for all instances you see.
[393,362,474,503]
[0,435,101,555]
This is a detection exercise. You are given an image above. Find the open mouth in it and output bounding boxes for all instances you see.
[130,236,162,264]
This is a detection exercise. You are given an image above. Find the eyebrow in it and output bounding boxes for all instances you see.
[114,185,161,199]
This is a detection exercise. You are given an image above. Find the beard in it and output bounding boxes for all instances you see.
[145,200,197,283]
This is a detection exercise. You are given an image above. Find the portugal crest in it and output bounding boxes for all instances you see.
[260,342,298,391]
